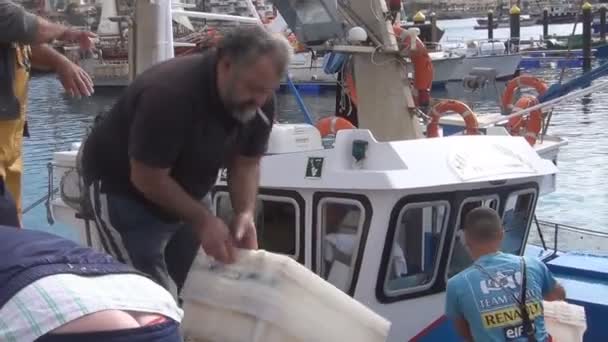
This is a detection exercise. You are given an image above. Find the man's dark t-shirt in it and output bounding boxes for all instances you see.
[81,50,275,222]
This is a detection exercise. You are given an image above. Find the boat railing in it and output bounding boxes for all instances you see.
[528,217,608,255]
[442,36,536,55]
[170,0,261,24]
[485,79,608,125]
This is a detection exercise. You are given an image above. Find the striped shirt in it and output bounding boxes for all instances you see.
[0,273,183,342]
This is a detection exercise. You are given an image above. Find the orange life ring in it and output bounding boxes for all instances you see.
[426,100,479,138]
[507,95,543,146]
[501,75,548,112]
[316,117,356,138]
[393,25,433,106]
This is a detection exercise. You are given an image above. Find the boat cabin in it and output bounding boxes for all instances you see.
[210,126,557,340]
[49,123,557,341]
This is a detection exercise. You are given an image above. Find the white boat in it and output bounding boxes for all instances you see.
[82,0,197,88]
[426,51,465,85]
[442,40,522,82]
[450,53,522,81]
[79,57,130,87]
[287,49,515,88]
[48,128,566,342]
[44,1,608,341]
[286,50,465,88]
[285,51,335,85]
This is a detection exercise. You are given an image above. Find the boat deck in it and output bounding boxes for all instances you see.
[549,253,608,342]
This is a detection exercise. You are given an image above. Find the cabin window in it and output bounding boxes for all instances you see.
[384,202,450,295]
[501,190,537,255]
[215,193,299,258]
[447,197,499,279]
[318,199,365,293]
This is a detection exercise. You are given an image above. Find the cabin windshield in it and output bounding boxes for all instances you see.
[447,190,537,279]
[502,190,536,255]
[378,184,539,302]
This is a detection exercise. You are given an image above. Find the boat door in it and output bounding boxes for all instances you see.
[354,183,539,342]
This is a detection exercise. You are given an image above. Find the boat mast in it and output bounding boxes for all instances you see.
[338,1,423,140]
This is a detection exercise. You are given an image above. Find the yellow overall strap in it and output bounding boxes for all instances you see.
[0,43,30,217]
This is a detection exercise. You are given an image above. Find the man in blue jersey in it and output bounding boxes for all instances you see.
[445,207,566,342]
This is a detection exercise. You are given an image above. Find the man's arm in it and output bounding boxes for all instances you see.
[544,282,566,301]
[445,279,473,341]
[537,258,567,301]
[30,44,93,97]
[228,96,275,215]
[227,155,259,219]
[130,161,215,226]
[453,316,474,342]
[227,99,275,246]
[30,43,66,70]
[0,0,38,44]
[0,1,94,46]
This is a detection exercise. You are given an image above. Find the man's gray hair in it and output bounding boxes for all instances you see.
[217,24,293,76]
[463,207,503,242]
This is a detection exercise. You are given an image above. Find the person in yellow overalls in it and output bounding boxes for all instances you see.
[0,0,95,226]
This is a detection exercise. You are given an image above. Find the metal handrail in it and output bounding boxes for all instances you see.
[530,218,608,255]
[485,80,608,124]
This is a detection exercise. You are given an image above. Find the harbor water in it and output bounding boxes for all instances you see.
[21,19,608,237]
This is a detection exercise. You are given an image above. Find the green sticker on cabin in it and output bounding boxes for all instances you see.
[219,168,228,182]
[306,157,324,179]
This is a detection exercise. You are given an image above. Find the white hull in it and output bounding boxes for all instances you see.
[287,51,467,87]
[80,58,130,87]
[427,52,465,85]
[285,52,335,84]
[448,54,522,81]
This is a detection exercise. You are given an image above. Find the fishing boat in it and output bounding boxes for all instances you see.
[474,17,536,30]
[441,39,522,82]
[529,1,580,24]
[44,0,608,341]
[79,0,198,88]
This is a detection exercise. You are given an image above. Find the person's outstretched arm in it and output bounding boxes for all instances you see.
[0,0,95,48]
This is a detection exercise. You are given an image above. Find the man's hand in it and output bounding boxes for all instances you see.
[231,212,258,249]
[59,28,96,50]
[195,214,237,264]
[56,59,94,97]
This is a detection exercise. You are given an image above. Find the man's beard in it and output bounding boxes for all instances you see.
[224,76,258,124]
[230,107,257,124]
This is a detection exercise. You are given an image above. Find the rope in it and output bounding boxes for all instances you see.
[285,73,315,125]
[543,2,583,138]
[23,187,58,214]
[486,79,608,126]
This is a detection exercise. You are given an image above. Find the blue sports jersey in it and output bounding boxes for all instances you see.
[446,252,557,341]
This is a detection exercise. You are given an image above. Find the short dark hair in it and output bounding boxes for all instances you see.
[464,207,503,242]
[216,25,292,75]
